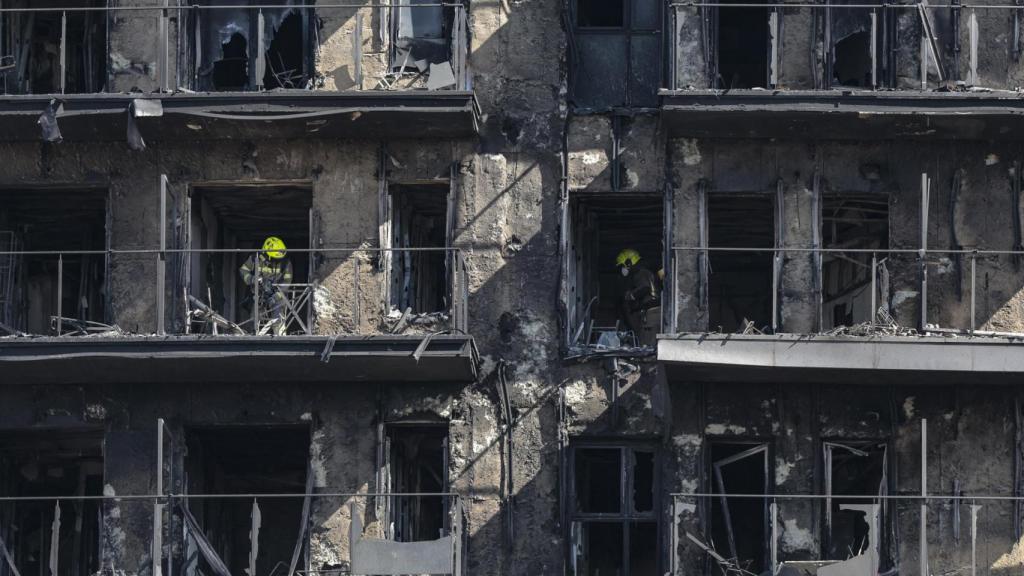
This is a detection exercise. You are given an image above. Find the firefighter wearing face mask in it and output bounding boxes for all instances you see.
[616,248,660,335]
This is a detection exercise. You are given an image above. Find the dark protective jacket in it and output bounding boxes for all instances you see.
[239,254,293,289]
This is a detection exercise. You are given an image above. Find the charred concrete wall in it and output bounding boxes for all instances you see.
[666,138,1024,334]
[671,1,1024,90]
[667,382,1021,576]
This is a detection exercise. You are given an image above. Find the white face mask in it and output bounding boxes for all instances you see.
[620,266,630,277]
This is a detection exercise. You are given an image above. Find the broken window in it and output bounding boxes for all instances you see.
[389,184,451,316]
[185,185,312,335]
[708,442,769,575]
[570,0,661,108]
[385,425,449,542]
[391,0,453,70]
[821,195,889,329]
[0,188,108,334]
[0,430,104,576]
[827,3,886,88]
[0,0,107,95]
[714,0,769,89]
[188,1,312,92]
[569,445,658,576]
[822,441,889,565]
[707,194,775,333]
[183,426,310,576]
[566,194,665,350]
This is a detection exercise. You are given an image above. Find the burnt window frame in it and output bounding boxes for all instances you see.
[700,185,782,334]
[823,2,896,89]
[0,0,109,95]
[0,428,106,576]
[567,442,662,576]
[562,189,673,351]
[387,0,459,73]
[183,1,315,92]
[568,0,664,108]
[818,191,891,330]
[177,180,316,334]
[703,439,773,575]
[819,439,893,569]
[0,186,112,333]
[705,0,778,89]
[380,422,451,542]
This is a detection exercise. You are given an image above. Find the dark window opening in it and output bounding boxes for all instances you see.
[0,430,104,576]
[212,32,249,91]
[0,188,108,334]
[708,442,769,575]
[822,195,889,329]
[829,2,887,89]
[184,426,309,576]
[193,1,311,92]
[387,425,448,542]
[574,448,622,514]
[707,194,775,333]
[389,184,450,315]
[833,31,872,87]
[188,185,312,334]
[716,0,768,89]
[568,194,665,349]
[570,445,658,576]
[571,0,661,108]
[0,0,107,95]
[390,0,454,71]
[823,441,888,565]
[263,12,305,89]
[577,0,625,27]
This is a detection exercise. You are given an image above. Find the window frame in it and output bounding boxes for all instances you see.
[703,439,773,575]
[569,0,663,108]
[819,439,892,568]
[186,1,315,92]
[567,442,662,575]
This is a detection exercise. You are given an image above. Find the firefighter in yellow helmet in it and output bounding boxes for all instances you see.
[616,248,659,335]
[239,236,293,335]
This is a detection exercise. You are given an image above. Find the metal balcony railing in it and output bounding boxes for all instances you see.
[668,421,1002,576]
[0,3,470,95]
[0,246,470,337]
[667,1,1018,91]
[668,244,1024,336]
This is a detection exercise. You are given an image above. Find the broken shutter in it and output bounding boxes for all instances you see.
[773,179,785,333]
[811,170,822,332]
[561,184,574,348]
[308,207,320,329]
[158,175,169,335]
[663,184,675,333]
[378,146,393,310]
[697,180,709,315]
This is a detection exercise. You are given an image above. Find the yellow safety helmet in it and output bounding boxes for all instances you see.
[615,248,641,267]
[262,236,287,260]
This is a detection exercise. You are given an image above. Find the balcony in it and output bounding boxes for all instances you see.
[0,2,479,141]
[0,245,477,385]
[663,1,1024,139]
[0,422,468,576]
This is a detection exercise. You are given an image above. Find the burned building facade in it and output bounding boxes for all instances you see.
[4,1,1024,576]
